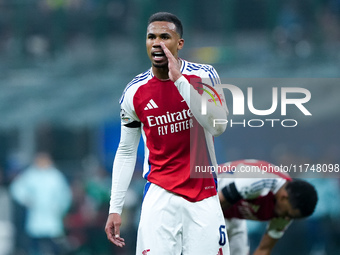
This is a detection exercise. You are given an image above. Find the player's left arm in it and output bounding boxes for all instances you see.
[253,233,278,255]
[218,177,282,210]
[218,180,243,210]
[253,217,292,255]
[218,177,269,209]
[160,42,228,137]
[218,189,232,209]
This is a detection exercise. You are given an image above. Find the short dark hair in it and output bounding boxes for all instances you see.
[148,12,183,38]
[286,179,318,218]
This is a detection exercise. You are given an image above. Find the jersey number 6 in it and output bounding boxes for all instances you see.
[218,225,226,246]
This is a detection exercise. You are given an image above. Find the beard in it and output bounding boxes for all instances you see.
[152,61,168,68]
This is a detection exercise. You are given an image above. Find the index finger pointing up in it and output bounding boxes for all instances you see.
[160,42,175,60]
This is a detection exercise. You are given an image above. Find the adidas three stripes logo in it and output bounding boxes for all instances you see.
[144,99,158,110]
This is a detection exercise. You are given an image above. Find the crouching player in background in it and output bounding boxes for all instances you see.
[218,159,318,255]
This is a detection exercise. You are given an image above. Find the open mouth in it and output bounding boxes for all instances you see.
[152,51,166,61]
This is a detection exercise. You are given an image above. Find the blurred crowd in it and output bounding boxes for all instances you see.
[0,152,144,255]
[0,0,339,62]
[0,148,339,255]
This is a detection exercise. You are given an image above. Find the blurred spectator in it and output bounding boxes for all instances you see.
[64,166,143,255]
[64,179,94,254]
[64,165,112,255]
[9,152,72,255]
[85,165,111,212]
[84,165,113,255]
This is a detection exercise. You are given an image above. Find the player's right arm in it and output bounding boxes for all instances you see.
[160,42,228,137]
[105,97,142,247]
[252,217,292,254]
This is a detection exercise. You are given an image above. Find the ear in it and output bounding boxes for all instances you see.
[178,38,185,50]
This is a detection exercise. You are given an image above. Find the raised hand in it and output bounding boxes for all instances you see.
[160,42,182,82]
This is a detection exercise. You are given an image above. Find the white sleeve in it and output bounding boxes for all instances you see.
[109,124,141,214]
[266,218,292,239]
[234,178,286,200]
[174,73,228,137]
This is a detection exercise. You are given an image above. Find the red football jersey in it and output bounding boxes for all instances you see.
[120,59,226,202]
[218,160,292,220]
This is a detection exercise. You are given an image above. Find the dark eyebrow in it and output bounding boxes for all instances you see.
[160,33,171,36]
[147,32,172,37]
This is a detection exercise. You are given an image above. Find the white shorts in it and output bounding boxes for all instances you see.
[225,218,249,255]
[136,183,230,255]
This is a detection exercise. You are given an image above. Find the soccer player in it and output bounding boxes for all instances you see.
[105,12,229,254]
[218,159,318,255]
